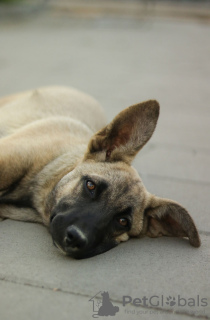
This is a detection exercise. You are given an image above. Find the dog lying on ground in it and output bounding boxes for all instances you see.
[0,86,200,258]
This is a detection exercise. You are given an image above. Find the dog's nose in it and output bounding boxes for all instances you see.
[65,225,87,249]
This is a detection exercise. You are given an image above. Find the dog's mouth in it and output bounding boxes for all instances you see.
[53,238,117,259]
[53,240,68,255]
[50,212,122,259]
[51,222,118,259]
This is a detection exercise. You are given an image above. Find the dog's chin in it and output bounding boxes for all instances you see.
[53,240,118,259]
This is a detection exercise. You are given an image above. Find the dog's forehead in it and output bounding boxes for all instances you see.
[56,160,142,197]
[78,161,141,184]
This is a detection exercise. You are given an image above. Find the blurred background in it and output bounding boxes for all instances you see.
[1,0,210,20]
[0,1,210,112]
[0,0,209,153]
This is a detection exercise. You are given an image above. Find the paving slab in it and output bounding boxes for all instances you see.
[0,18,210,115]
[1,281,198,320]
[0,219,209,318]
[151,113,210,150]
[133,146,210,183]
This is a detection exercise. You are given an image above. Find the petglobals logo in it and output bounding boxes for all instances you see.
[88,292,208,318]
[89,291,119,318]
[122,295,208,308]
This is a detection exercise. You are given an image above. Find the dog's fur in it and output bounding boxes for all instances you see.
[0,86,200,258]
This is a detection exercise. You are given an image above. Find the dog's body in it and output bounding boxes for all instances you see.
[0,87,106,225]
[0,87,200,258]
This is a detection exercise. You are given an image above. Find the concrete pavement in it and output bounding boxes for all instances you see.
[0,4,210,320]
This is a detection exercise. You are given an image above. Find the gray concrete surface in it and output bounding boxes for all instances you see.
[0,5,210,320]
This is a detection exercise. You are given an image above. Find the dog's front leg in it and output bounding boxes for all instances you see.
[0,204,42,223]
[0,136,38,221]
[0,125,52,222]
[0,138,32,193]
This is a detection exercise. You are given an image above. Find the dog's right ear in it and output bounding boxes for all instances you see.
[84,100,159,164]
[142,195,201,248]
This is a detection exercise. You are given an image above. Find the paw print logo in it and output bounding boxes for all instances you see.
[166,296,176,307]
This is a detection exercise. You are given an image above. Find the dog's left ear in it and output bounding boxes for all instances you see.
[143,195,201,247]
[84,100,159,164]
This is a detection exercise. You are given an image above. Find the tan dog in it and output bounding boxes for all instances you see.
[0,87,200,258]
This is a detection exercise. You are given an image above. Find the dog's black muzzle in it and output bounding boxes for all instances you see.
[50,210,117,259]
[65,225,88,249]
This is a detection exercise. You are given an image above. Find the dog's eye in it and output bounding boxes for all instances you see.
[86,180,96,191]
[84,179,98,199]
[118,218,129,227]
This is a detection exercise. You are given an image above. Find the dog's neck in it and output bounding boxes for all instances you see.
[33,144,87,225]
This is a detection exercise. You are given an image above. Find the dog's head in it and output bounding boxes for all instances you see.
[49,100,200,259]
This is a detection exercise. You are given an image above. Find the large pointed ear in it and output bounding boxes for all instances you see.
[84,100,159,164]
[143,195,201,247]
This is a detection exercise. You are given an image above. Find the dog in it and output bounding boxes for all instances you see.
[0,86,200,259]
